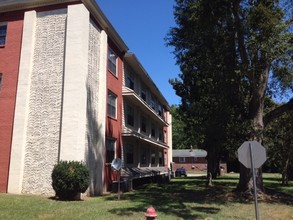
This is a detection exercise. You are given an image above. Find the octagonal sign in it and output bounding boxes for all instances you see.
[238,141,266,168]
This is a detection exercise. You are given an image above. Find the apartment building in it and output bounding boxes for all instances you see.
[0,0,172,196]
[121,53,172,186]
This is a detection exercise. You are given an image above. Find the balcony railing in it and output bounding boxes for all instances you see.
[122,127,169,149]
[122,87,168,127]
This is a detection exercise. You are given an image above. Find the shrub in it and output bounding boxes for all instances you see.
[52,161,90,200]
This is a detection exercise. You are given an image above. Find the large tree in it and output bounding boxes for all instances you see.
[167,0,293,192]
[264,103,293,185]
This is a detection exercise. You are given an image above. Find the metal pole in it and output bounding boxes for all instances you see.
[249,143,259,220]
[118,170,121,200]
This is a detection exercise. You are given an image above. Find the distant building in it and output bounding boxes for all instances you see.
[172,149,227,174]
[0,0,172,196]
[172,149,207,172]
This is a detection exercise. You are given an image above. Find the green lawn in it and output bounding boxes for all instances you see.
[0,173,292,220]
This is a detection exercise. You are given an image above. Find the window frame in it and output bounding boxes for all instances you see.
[0,73,2,91]
[106,138,116,163]
[0,23,7,46]
[108,48,117,76]
[151,152,156,165]
[179,157,186,163]
[159,151,164,166]
[151,123,156,138]
[107,91,117,119]
[141,83,147,101]
[141,115,147,133]
[126,71,134,90]
[125,144,134,165]
[126,105,134,127]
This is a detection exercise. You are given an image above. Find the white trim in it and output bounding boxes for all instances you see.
[59,3,89,161]
[8,10,36,194]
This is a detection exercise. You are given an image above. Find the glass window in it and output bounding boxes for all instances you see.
[141,115,147,133]
[0,24,7,46]
[151,94,157,111]
[141,83,147,101]
[125,144,134,164]
[159,128,164,142]
[126,72,134,90]
[108,91,117,118]
[126,105,134,127]
[0,73,2,91]
[106,138,116,163]
[151,123,156,138]
[179,157,185,163]
[159,151,164,165]
[108,48,117,75]
[151,152,156,165]
[158,105,163,117]
[141,147,147,165]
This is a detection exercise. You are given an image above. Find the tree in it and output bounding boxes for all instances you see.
[264,107,293,185]
[171,105,192,149]
[167,0,293,192]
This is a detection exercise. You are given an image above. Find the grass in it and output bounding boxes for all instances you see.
[0,173,292,220]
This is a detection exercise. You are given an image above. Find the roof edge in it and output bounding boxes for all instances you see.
[0,0,129,53]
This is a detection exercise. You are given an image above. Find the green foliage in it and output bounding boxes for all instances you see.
[264,110,293,182]
[167,0,292,179]
[51,161,90,200]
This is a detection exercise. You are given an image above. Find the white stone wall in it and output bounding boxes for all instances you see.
[86,20,103,195]
[8,10,37,194]
[22,9,67,195]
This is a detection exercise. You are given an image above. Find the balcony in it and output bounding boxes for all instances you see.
[122,87,168,127]
[122,127,169,149]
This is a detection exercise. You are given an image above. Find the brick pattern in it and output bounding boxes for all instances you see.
[22,9,66,195]
[0,15,23,192]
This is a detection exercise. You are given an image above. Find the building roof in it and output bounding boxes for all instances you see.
[0,0,129,53]
[172,149,207,158]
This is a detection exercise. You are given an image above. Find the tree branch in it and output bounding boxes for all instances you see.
[232,0,253,81]
[264,98,293,127]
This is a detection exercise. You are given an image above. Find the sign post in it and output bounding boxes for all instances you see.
[238,141,267,220]
[249,142,259,220]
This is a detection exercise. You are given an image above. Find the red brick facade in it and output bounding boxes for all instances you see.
[0,11,24,192]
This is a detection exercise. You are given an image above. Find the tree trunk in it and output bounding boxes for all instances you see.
[282,159,289,186]
[206,149,220,186]
[237,163,264,194]
[238,67,268,193]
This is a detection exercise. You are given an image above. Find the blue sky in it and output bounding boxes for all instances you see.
[96,0,181,106]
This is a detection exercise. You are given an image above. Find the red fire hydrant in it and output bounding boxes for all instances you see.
[145,206,157,220]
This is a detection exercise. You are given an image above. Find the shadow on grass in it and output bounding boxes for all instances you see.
[105,175,293,219]
[105,176,236,219]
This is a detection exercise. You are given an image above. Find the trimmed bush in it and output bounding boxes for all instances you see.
[52,161,90,200]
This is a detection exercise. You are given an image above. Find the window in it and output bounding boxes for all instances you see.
[151,152,156,165]
[141,115,147,132]
[125,144,134,164]
[106,138,116,163]
[0,73,2,91]
[126,72,134,90]
[108,48,117,75]
[159,151,164,165]
[140,147,147,165]
[158,105,163,117]
[159,128,163,142]
[126,105,134,127]
[141,83,147,101]
[0,24,7,46]
[107,91,117,118]
[150,94,157,111]
[151,123,156,138]
[179,157,185,163]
